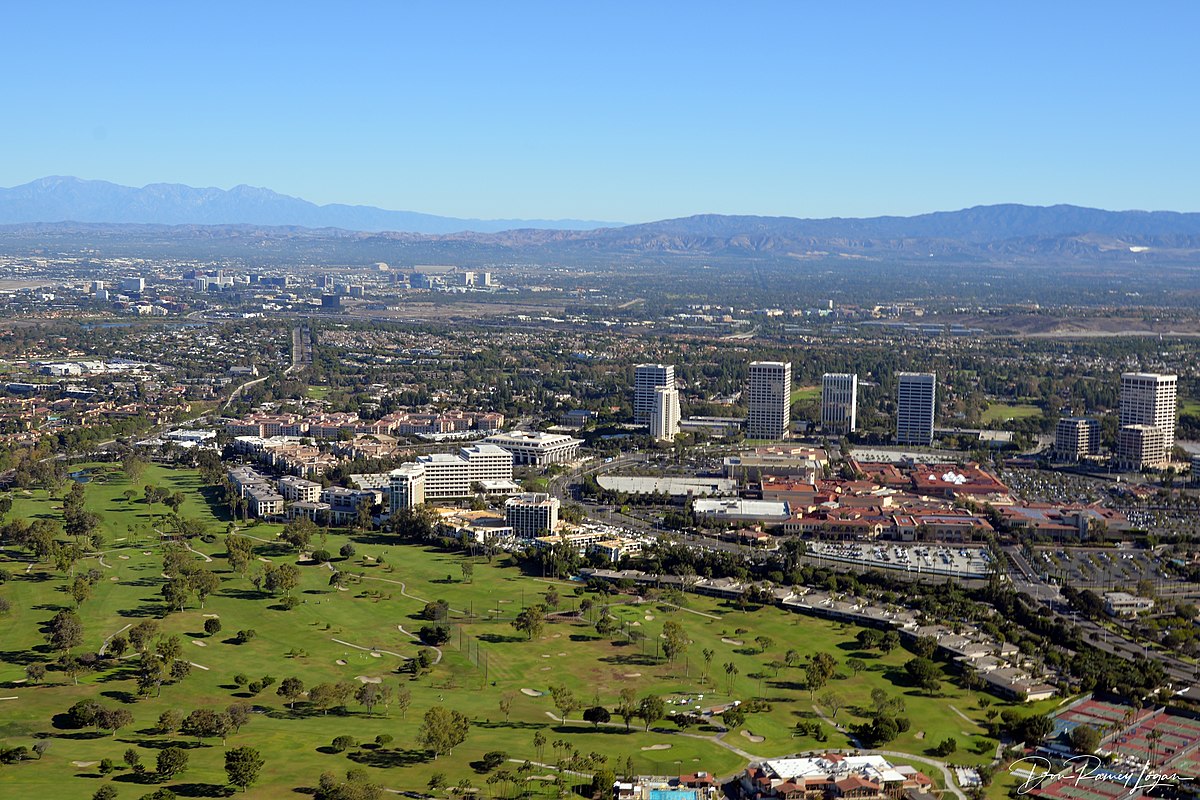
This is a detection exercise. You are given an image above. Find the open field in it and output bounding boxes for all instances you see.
[0,465,1051,797]
[981,403,1041,424]
[790,385,820,404]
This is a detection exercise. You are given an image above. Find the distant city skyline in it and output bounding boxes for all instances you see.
[3,2,1198,222]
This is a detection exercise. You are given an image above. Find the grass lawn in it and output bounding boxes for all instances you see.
[1181,399,1200,416]
[981,403,1042,424]
[305,386,333,400]
[0,465,1041,797]
[790,386,821,404]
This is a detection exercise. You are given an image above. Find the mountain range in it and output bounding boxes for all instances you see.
[2,176,1200,265]
[0,176,619,234]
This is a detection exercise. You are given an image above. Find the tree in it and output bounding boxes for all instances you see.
[583,705,611,728]
[25,663,46,684]
[189,569,221,608]
[819,691,845,720]
[204,618,222,637]
[856,629,881,650]
[156,710,183,735]
[880,630,901,652]
[933,737,958,757]
[616,688,637,731]
[129,620,158,653]
[499,692,515,723]
[182,708,233,745]
[161,578,190,612]
[264,563,300,597]
[512,604,546,640]
[912,635,938,659]
[224,746,264,792]
[754,635,774,654]
[847,657,866,677]
[418,706,470,758]
[904,657,941,695]
[355,683,385,716]
[661,620,689,663]
[93,785,119,800]
[278,677,305,709]
[806,660,830,699]
[460,560,474,583]
[1019,714,1054,745]
[637,695,664,731]
[123,453,148,484]
[46,609,84,659]
[70,576,93,608]
[226,703,252,734]
[549,684,579,723]
[308,682,337,715]
[1069,724,1101,754]
[395,686,412,718]
[722,706,747,729]
[156,747,189,780]
[724,661,739,694]
[98,707,135,736]
[339,542,355,559]
[280,518,315,554]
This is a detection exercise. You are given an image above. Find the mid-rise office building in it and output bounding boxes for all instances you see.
[821,373,858,434]
[1054,417,1100,461]
[415,443,514,499]
[649,386,681,441]
[1118,424,1168,471]
[119,277,145,294]
[747,361,791,440]
[896,372,936,446]
[388,463,426,514]
[1117,372,1177,469]
[634,364,675,426]
[505,493,560,539]
[482,431,584,466]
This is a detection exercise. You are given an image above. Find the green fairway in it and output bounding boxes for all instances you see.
[981,403,1041,424]
[0,465,1036,797]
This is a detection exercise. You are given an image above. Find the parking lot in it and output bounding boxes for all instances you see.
[807,541,996,578]
[1031,546,1173,590]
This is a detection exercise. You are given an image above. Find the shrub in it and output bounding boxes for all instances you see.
[374,734,393,747]
[279,596,300,611]
[311,549,332,563]
[233,674,249,687]
[234,629,257,644]
[330,735,356,753]
[99,758,115,774]
[203,618,222,636]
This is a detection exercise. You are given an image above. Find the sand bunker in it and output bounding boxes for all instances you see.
[142,551,152,555]
[741,730,765,743]
[336,659,348,665]
[720,637,744,646]
[914,730,925,740]
[369,652,381,658]
[644,614,654,621]
[541,654,551,658]
[356,676,382,684]
[0,696,18,701]
[630,621,641,627]
[109,577,118,581]
[118,555,130,560]
[202,613,220,618]
[641,743,671,751]
[556,652,566,656]
[520,688,543,697]
[72,760,99,767]
[624,672,642,678]
[191,640,207,647]
[540,666,551,671]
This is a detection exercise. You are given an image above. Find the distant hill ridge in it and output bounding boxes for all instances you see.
[2,177,1200,251]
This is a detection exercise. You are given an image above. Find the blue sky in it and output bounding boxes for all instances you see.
[3,2,1198,222]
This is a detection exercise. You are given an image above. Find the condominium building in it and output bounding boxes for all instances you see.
[747,361,791,440]
[388,463,426,514]
[649,386,681,441]
[821,373,858,434]
[896,372,936,446]
[505,493,560,539]
[634,364,675,426]
[1118,372,1177,469]
[277,475,322,503]
[1054,417,1100,461]
[482,430,584,466]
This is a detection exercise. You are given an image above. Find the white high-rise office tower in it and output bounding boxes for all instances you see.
[747,361,792,440]
[896,372,936,445]
[821,373,858,434]
[1118,372,1177,469]
[650,386,681,441]
[634,364,675,426]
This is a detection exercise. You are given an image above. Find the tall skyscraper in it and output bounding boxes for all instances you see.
[747,361,792,440]
[634,364,674,426]
[821,373,858,434]
[896,372,936,445]
[1118,372,1177,469]
[650,386,681,441]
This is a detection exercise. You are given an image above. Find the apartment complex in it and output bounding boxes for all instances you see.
[505,492,560,538]
[895,372,936,446]
[650,386,681,441]
[746,361,791,440]
[821,373,858,434]
[1117,372,1177,469]
[1054,417,1100,461]
[634,363,675,426]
